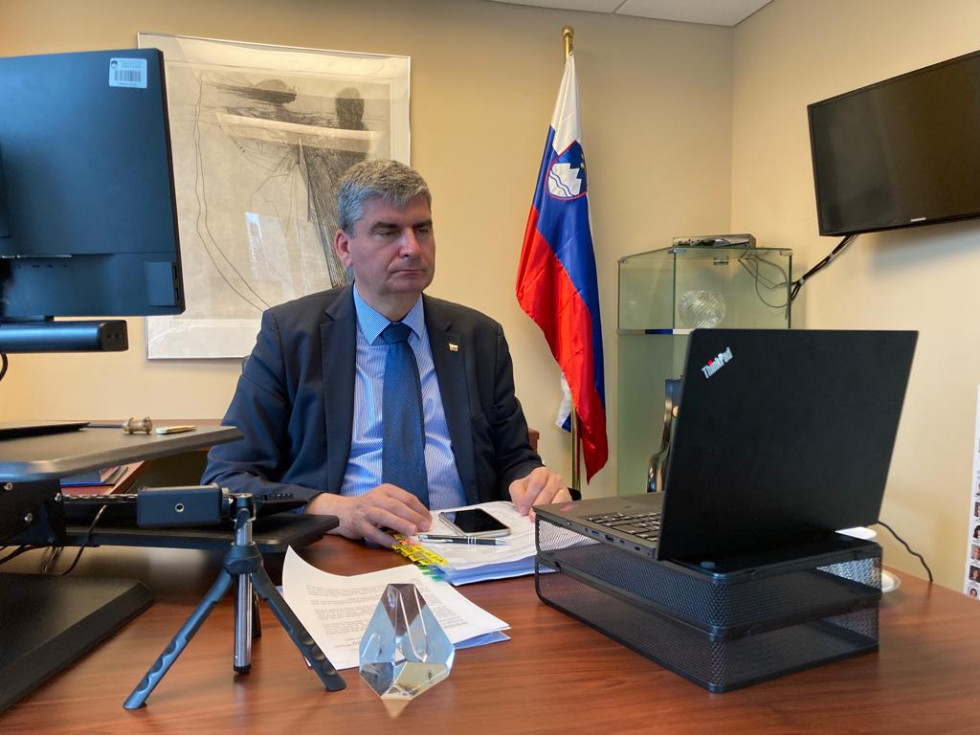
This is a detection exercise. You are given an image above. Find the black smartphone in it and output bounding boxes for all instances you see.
[440,508,511,538]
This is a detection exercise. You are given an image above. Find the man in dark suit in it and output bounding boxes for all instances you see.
[203,160,568,546]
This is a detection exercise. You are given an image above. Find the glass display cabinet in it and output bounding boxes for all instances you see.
[617,245,792,496]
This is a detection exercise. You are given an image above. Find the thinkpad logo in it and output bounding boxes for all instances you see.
[701,347,733,378]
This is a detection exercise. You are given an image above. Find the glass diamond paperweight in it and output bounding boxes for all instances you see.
[359,583,454,700]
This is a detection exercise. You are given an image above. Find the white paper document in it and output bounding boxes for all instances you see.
[420,501,539,584]
[282,548,510,670]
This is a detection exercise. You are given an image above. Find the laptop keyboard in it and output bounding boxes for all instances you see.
[586,510,662,543]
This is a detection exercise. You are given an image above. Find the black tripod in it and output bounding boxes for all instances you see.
[124,494,346,709]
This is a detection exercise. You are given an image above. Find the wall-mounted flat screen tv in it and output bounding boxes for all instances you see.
[808,49,980,236]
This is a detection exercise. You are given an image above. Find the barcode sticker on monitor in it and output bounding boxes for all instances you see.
[108,58,147,89]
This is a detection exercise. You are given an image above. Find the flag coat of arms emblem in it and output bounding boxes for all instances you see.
[516,52,608,482]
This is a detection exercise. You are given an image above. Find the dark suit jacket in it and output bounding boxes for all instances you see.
[202,286,543,506]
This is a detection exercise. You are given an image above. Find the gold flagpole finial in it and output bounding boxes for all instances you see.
[562,26,574,61]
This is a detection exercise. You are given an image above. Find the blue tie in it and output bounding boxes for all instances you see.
[381,322,429,506]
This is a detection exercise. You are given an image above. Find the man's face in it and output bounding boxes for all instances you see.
[334,194,435,318]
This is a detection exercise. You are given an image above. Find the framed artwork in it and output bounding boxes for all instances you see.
[138,33,411,358]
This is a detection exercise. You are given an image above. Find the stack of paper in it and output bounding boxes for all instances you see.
[418,501,538,585]
[282,548,510,671]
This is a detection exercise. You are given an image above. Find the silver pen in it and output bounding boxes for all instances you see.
[417,534,506,546]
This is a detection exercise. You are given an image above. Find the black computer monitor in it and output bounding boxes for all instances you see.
[0,48,183,353]
[0,48,183,712]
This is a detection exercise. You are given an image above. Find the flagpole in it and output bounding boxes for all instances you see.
[519,24,608,490]
[560,25,583,495]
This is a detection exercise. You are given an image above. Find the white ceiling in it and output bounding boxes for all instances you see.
[487,0,772,27]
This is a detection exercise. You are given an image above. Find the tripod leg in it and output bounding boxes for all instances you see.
[252,592,262,638]
[124,569,236,709]
[248,566,347,691]
[234,575,253,673]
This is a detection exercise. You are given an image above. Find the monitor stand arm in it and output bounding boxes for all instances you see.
[0,319,128,353]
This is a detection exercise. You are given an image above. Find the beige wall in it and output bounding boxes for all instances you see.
[9,0,967,592]
[0,0,734,502]
[733,0,980,589]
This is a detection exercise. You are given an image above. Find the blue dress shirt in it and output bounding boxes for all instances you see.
[340,287,466,509]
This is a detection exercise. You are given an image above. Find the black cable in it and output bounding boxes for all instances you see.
[0,352,8,383]
[39,545,61,574]
[738,254,790,310]
[54,505,107,575]
[875,520,933,583]
[790,233,856,302]
[0,544,42,566]
[3,503,107,573]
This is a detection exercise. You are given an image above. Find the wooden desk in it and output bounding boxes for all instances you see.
[2,539,974,733]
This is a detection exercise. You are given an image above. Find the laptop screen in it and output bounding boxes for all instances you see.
[656,329,917,560]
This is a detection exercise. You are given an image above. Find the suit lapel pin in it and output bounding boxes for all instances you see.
[448,342,459,352]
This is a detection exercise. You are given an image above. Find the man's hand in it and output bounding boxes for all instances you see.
[305,484,432,547]
[509,466,570,518]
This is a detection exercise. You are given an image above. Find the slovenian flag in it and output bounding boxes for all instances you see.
[516,51,608,482]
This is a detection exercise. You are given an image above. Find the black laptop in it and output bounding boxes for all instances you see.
[0,420,89,440]
[535,329,917,563]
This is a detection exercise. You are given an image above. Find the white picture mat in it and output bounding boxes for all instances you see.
[138,32,410,358]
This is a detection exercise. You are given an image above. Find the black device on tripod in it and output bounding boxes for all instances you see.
[124,492,346,709]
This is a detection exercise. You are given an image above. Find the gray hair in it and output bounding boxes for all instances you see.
[336,160,432,235]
